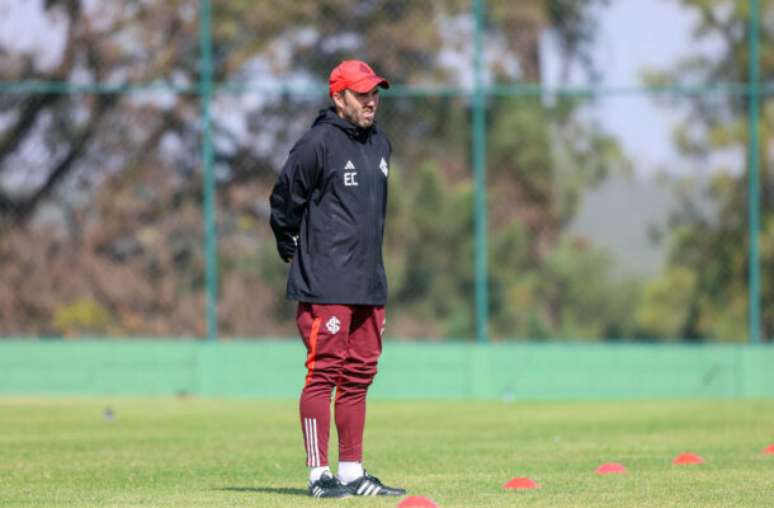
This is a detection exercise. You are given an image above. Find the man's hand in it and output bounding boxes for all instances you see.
[285,235,298,263]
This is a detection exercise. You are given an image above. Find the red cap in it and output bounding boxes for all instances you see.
[329,60,389,97]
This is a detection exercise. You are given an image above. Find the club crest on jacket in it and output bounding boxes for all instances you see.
[380,157,389,177]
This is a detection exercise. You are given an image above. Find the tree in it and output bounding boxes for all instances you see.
[0,0,627,339]
[640,0,773,341]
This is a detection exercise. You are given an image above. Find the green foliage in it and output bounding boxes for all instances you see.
[639,0,774,341]
[636,267,697,339]
[376,93,638,340]
[489,235,639,340]
[53,299,113,336]
[386,161,477,338]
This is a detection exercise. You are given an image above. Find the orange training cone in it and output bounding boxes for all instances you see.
[503,477,540,489]
[673,452,704,465]
[764,444,774,455]
[595,463,627,475]
[397,495,439,508]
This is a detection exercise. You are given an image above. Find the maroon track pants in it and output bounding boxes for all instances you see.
[297,302,384,467]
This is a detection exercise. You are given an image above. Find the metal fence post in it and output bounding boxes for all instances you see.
[747,0,761,344]
[199,0,219,341]
[472,0,489,343]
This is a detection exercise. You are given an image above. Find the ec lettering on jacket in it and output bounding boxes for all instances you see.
[343,160,358,186]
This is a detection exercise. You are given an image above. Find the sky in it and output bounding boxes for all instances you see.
[543,0,729,179]
[0,0,66,69]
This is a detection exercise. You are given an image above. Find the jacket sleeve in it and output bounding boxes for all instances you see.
[269,134,323,262]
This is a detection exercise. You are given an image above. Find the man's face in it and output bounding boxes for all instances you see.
[333,87,380,128]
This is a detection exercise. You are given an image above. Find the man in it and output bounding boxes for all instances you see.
[269,60,406,499]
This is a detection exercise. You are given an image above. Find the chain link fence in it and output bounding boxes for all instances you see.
[0,0,769,342]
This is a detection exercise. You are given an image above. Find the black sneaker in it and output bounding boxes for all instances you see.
[309,471,352,499]
[344,470,406,497]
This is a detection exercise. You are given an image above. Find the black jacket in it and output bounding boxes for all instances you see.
[269,107,391,305]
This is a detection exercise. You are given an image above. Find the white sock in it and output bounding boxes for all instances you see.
[309,466,330,484]
[337,461,364,483]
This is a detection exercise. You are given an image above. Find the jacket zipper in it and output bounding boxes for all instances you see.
[357,139,378,290]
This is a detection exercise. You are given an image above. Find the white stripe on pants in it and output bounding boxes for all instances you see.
[304,418,319,467]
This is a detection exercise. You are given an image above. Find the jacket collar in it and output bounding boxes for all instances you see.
[313,107,375,141]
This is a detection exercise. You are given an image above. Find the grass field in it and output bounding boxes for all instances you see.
[1,399,773,507]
